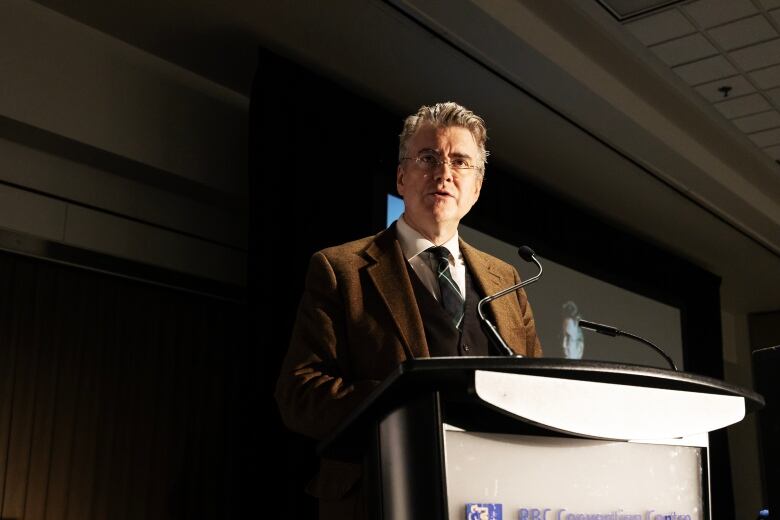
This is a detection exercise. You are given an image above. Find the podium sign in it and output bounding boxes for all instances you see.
[445,429,704,520]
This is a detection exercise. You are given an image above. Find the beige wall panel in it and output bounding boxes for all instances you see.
[0,137,247,249]
[0,0,248,196]
[0,183,67,241]
[64,205,246,286]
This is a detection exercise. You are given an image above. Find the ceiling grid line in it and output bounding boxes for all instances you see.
[625,0,780,161]
[685,13,780,152]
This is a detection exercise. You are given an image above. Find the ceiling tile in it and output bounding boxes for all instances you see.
[733,110,780,131]
[707,15,778,50]
[767,86,780,104]
[749,64,780,88]
[714,93,771,118]
[758,0,780,9]
[673,55,738,84]
[729,39,780,70]
[694,75,755,101]
[764,144,780,160]
[684,0,758,28]
[650,34,717,66]
[749,127,780,146]
[624,10,696,45]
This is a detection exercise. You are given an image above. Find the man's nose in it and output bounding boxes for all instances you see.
[431,161,455,181]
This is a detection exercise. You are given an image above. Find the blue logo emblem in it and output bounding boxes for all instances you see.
[466,503,502,520]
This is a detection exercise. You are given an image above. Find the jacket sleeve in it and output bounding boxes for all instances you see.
[275,251,380,440]
[513,266,543,357]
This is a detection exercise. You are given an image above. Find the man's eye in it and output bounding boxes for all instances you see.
[451,158,471,169]
[418,154,439,165]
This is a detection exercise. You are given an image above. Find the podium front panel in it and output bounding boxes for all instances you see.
[443,430,705,520]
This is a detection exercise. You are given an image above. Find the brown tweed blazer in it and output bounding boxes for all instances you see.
[274,225,542,513]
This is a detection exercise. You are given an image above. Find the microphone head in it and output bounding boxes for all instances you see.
[517,246,535,262]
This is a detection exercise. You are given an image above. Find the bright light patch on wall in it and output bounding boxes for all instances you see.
[387,194,404,226]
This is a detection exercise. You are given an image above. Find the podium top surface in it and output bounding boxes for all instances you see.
[317,357,764,457]
[387,357,763,406]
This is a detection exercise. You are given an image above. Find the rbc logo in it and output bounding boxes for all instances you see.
[520,508,551,520]
[466,503,502,520]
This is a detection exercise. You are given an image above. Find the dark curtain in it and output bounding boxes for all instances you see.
[0,249,248,520]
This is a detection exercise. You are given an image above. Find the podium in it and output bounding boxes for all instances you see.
[317,357,764,520]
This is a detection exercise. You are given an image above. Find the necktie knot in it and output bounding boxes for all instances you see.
[427,246,451,270]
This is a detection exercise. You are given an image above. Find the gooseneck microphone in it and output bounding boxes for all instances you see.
[477,246,543,357]
[577,319,679,371]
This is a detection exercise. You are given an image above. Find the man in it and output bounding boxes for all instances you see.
[275,102,542,518]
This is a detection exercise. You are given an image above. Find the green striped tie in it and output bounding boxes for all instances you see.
[427,246,465,331]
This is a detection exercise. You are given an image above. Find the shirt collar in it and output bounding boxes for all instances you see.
[396,214,461,261]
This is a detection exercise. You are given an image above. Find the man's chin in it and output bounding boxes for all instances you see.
[407,207,458,226]
[432,207,459,221]
[426,201,455,215]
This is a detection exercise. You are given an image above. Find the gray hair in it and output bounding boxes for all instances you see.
[398,101,489,170]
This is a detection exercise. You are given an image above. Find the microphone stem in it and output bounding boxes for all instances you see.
[477,253,543,357]
[478,256,543,315]
[579,319,678,371]
[620,330,678,371]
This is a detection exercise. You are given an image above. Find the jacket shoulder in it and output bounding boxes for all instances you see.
[316,225,396,263]
[460,240,518,277]
[319,235,374,257]
[311,226,398,276]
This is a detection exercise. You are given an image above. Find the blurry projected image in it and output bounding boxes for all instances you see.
[561,301,585,359]
[387,194,684,369]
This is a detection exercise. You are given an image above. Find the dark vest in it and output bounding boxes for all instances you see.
[406,262,493,357]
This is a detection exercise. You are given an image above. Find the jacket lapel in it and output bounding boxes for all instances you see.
[365,226,429,359]
[460,240,502,296]
[460,240,524,354]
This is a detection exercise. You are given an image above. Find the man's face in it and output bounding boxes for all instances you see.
[396,124,483,237]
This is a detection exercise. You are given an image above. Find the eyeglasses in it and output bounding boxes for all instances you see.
[400,152,482,175]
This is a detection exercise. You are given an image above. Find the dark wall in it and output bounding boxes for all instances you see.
[250,49,398,517]
[251,48,733,518]
[749,311,780,351]
[749,312,780,511]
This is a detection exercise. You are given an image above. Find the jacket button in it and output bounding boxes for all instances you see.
[463,344,470,351]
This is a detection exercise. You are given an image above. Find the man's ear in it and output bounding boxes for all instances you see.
[396,164,406,195]
[473,174,484,197]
